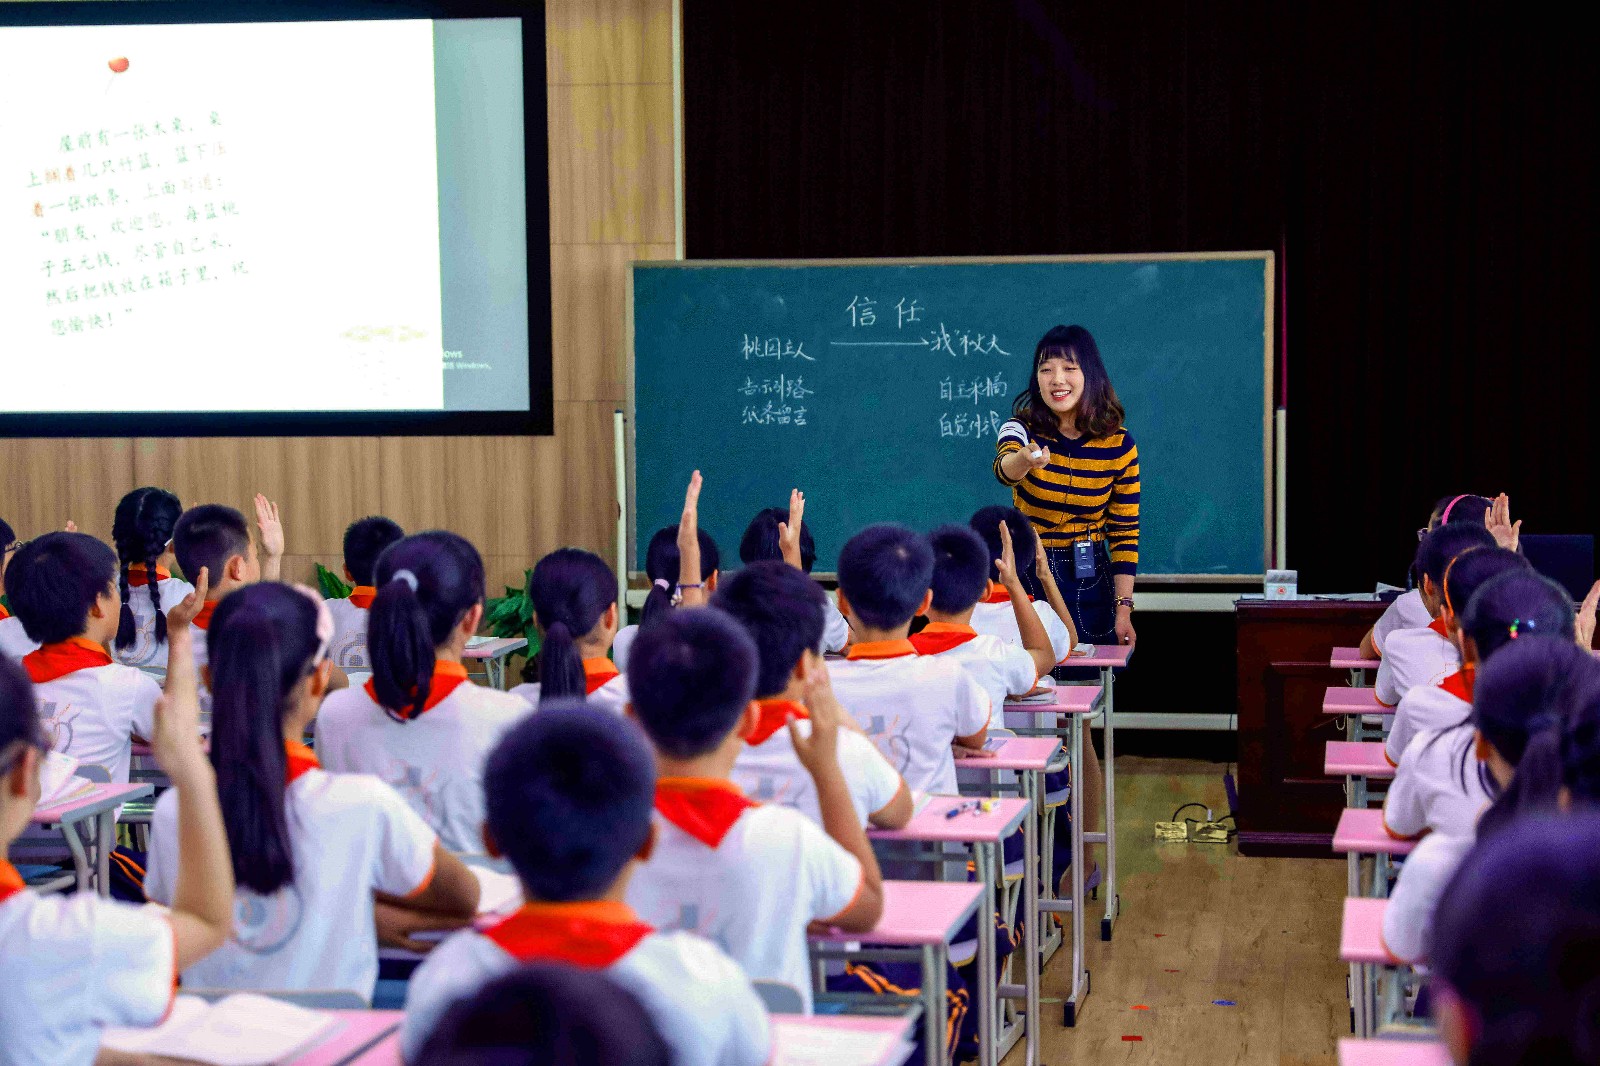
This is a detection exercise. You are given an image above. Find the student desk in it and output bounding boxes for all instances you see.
[810,880,984,1066]
[280,1010,402,1066]
[1323,686,1392,744]
[1338,1038,1451,1066]
[869,796,1028,1066]
[1331,646,1380,685]
[1333,808,1416,899]
[30,782,153,895]
[1325,741,1396,809]
[464,636,528,690]
[1340,897,1406,1039]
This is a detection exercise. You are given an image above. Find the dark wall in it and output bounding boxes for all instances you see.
[684,0,1597,594]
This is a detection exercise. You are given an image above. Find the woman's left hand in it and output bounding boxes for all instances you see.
[1115,609,1136,646]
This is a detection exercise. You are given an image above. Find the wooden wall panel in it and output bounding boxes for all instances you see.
[547,0,674,85]
[552,242,676,403]
[548,83,677,245]
[0,439,134,543]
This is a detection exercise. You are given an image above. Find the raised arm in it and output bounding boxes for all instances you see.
[675,471,706,608]
[997,523,1055,675]
[1031,531,1078,656]
[254,494,285,583]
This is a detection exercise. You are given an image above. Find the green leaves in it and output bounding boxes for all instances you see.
[314,563,353,600]
[484,568,541,656]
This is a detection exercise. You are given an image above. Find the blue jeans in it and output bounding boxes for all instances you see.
[1029,540,1118,646]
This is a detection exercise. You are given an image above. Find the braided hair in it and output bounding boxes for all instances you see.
[111,487,183,652]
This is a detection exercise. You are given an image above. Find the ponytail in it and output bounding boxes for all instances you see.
[115,560,135,650]
[111,486,182,652]
[528,548,617,699]
[639,524,720,630]
[539,621,586,700]
[1477,727,1565,840]
[1562,681,1600,806]
[639,578,674,629]
[367,532,486,723]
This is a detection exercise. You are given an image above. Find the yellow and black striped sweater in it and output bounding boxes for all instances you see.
[994,420,1141,576]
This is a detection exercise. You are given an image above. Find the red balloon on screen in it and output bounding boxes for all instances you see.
[108,57,130,73]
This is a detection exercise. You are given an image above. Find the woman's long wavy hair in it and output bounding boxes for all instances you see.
[1010,324,1125,440]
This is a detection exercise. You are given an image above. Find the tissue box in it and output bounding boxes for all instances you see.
[1265,570,1298,600]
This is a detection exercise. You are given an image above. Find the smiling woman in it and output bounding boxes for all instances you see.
[994,325,1140,647]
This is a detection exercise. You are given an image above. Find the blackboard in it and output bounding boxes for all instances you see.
[630,255,1274,579]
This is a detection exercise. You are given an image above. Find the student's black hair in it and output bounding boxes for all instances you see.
[710,561,827,698]
[343,516,405,587]
[368,531,485,722]
[485,701,656,901]
[1562,679,1600,807]
[969,505,1039,584]
[927,525,992,615]
[627,608,758,759]
[1010,324,1126,440]
[1443,546,1530,622]
[208,583,323,895]
[1415,522,1496,593]
[836,523,934,631]
[0,655,46,767]
[1431,813,1600,1066]
[638,525,721,628]
[173,504,252,590]
[740,506,816,573]
[4,532,117,645]
[527,548,617,701]
[0,515,15,553]
[1438,494,1494,527]
[111,486,183,652]
[414,964,672,1066]
[1462,570,1576,662]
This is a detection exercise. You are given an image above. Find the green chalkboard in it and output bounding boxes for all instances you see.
[630,255,1273,579]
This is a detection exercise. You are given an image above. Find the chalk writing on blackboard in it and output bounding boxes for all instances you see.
[941,375,1008,404]
[741,335,813,361]
[742,402,807,426]
[940,411,1006,439]
[738,375,813,401]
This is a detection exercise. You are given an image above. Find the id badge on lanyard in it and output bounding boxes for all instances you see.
[1072,539,1096,579]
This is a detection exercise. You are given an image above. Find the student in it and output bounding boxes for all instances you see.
[326,515,405,672]
[912,523,1054,710]
[711,560,912,829]
[512,548,630,713]
[110,486,193,671]
[403,704,769,1064]
[171,495,286,676]
[0,515,37,662]
[967,505,1077,663]
[624,609,883,1010]
[738,489,851,654]
[317,532,532,854]
[1429,814,1600,1066]
[4,531,162,784]
[1374,523,1496,707]
[1385,546,1531,764]
[147,581,479,998]
[613,524,721,672]
[828,524,992,795]
[412,965,673,1066]
[0,591,234,1066]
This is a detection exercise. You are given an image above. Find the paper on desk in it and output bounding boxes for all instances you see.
[773,1020,899,1065]
[465,635,495,648]
[100,994,337,1065]
[37,751,95,807]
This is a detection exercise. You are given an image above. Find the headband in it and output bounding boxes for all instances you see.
[1440,494,1471,524]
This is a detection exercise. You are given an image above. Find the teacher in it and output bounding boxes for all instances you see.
[993,324,1140,647]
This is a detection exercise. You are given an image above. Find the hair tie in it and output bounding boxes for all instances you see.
[392,569,419,592]
[653,578,671,591]
[1507,618,1537,640]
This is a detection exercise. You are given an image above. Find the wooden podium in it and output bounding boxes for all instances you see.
[1235,598,1388,857]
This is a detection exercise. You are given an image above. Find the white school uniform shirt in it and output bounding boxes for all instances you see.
[828,640,992,796]
[1383,725,1493,840]
[732,699,905,827]
[508,659,630,715]
[968,589,1074,664]
[1374,620,1458,708]
[822,599,851,653]
[28,640,160,785]
[1372,589,1433,657]
[402,903,770,1065]
[316,665,532,854]
[145,747,438,999]
[1380,831,1475,965]
[613,623,640,671]
[627,779,863,1012]
[910,623,1039,711]
[325,590,375,671]
[1385,672,1473,766]
[0,615,40,661]
[109,571,194,671]
[0,866,175,1066]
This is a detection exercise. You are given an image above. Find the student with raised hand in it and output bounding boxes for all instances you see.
[403,703,769,1064]
[712,560,912,829]
[615,472,721,671]
[317,532,531,854]
[739,489,852,654]
[1429,814,1600,1066]
[0,582,234,1066]
[108,487,192,672]
[326,515,405,672]
[1374,522,1496,707]
[0,515,39,662]
[513,548,629,712]
[147,581,478,997]
[829,523,991,796]
[171,495,288,677]
[967,505,1077,663]
[625,608,883,1010]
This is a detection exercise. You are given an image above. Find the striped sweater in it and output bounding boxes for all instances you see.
[993,419,1141,576]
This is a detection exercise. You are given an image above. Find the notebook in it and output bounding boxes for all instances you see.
[99,994,338,1066]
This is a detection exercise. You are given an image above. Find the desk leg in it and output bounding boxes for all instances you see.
[976,842,996,1066]
[95,810,114,897]
[1023,770,1040,1065]
[60,819,91,893]
[1063,725,1086,1028]
[920,944,943,1066]
[1100,666,1117,940]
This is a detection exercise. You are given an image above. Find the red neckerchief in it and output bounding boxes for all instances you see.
[23,636,113,684]
[1428,618,1450,639]
[979,581,1035,605]
[655,777,758,848]
[483,900,654,968]
[909,622,980,656]
[584,658,621,694]
[0,859,27,905]
[1440,667,1474,703]
[126,564,172,589]
[285,740,320,785]
[0,603,12,621]
[192,600,220,631]
[845,639,918,661]
[747,699,807,746]
[348,586,377,610]
[363,660,471,719]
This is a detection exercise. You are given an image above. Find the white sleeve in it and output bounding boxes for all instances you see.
[997,419,1030,447]
[72,894,176,1027]
[1380,836,1465,965]
[798,817,865,923]
[715,958,772,1066]
[1385,692,1421,765]
[1374,652,1401,708]
[998,643,1039,698]
[366,779,442,898]
[613,625,639,672]
[952,666,993,737]
[1371,596,1409,656]
[1034,602,1073,663]
[127,671,162,742]
[843,731,906,824]
[142,791,181,906]
[822,602,851,654]
[1382,744,1428,840]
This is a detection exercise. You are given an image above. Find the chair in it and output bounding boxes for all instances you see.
[751,979,805,1014]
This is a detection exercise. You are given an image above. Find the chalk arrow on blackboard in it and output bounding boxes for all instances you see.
[828,339,932,347]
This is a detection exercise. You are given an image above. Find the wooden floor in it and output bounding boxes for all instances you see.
[1006,757,1347,1066]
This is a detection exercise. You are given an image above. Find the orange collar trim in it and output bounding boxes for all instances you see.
[1440,667,1474,703]
[363,660,471,719]
[285,740,320,785]
[909,622,979,656]
[584,658,621,695]
[126,564,172,589]
[1427,617,1450,639]
[0,859,26,904]
[348,586,377,610]
[23,636,113,684]
[483,900,654,968]
[655,777,757,847]
[748,699,807,746]
[845,639,918,661]
[0,604,9,621]
[979,582,1034,605]
[192,599,220,631]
